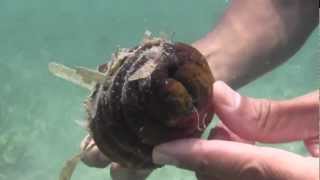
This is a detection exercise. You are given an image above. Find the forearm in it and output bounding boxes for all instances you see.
[193,0,318,89]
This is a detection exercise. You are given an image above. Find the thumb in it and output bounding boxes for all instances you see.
[152,139,318,180]
[153,139,257,176]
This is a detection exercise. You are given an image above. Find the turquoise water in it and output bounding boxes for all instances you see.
[0,0,318,180]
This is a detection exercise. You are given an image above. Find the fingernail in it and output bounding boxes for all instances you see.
[152,145,180,166]
[214,81,241,109]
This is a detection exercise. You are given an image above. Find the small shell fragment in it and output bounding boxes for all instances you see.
[49,62,105,90]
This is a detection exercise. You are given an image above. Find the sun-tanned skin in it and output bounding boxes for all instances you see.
[153,82,319,180]
[193,0,317,89]
[80,0,319,179]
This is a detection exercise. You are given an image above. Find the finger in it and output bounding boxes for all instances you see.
[80,134,94,150]
[304,138,319,157]
[80,135,111,168]
[110,163,153,180]
[81,145,111,168]
[154,139,259,176]
[208,123,255,144]
[212,81,319,143]
[153,139,316,180]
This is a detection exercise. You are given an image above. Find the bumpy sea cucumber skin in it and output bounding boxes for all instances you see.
[88,40,214,168]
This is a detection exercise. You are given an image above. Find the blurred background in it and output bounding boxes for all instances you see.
[0,0,318,179]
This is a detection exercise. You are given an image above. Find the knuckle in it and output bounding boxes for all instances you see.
[239,159,268,180]
[251,99,273,139]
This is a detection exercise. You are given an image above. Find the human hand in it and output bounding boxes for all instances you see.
[80,135,153,180]
[152,81,319,180]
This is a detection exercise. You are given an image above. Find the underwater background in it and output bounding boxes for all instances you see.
[0,0,318,179]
